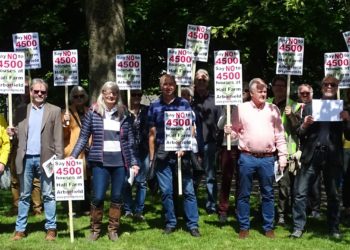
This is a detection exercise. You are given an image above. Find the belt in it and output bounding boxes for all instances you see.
[25,154,40,157]
[315,145,328,151]
[241,150,275,158]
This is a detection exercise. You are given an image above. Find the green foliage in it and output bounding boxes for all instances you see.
[1,0,350,102]
[1,188,350,249]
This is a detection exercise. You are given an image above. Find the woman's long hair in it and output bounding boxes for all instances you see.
[94,81,120,117]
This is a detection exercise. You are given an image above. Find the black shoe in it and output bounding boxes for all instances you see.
[189,228,201,237]
[134,213,145,221]
[206,208,217,215]
[277,216,285,226]
[163,227,175,234]
[329,230,341,239]
[289,230,303,238]
[219,214,228,223]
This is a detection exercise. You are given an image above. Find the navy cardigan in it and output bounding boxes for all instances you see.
[71,105,138,169]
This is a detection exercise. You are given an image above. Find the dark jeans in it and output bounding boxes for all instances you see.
[237,153,275,232]
[155,153,199,230]
[307,174,321,213]
[218,146,239,216]
[343,148,350,208]
[292,161,342,233]
[124,153,149,214]
[277,166,294,218]
[91,164,126,207]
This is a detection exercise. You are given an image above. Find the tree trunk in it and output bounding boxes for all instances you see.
[85,0,125,102]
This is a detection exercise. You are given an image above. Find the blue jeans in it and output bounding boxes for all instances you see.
[203,142,217,212]
[293,161,341,232]
[343,148,350,208]
[124,153,149,214]
[91,164,126,207]
[237,153,275,232]
[16,155,56,232]
[156,154,199,230]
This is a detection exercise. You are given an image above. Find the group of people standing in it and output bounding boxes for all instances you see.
[1,70,350,242]
[223,75,350,239]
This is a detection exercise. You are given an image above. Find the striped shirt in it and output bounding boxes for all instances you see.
[103,110,123,167]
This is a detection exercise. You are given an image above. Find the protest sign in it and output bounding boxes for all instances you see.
[116,54,141,90]
[185,24,211,62]
[167,48,193,86]
[53,50,79,86]
[54,159,85,201]
[214,50,242,106]
[12,32,41,69]
[276,36,304,75]
[312,99,343,122]
[324,52,350,89]
[0,52,25,94]
[164,111,192,151]
[343,31,350,52]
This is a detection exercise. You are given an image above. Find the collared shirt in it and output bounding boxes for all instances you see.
[192,93,221,144]
[26,104,45,155]
[148,96,193,146]
[232,100,287,166]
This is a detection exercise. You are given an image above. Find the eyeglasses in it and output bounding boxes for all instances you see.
[32,89,47,95]
[323,82,337,88]
[300,92,311,96]
[131,93,142,97]
[103,91,118,96]
[73,94,85,99]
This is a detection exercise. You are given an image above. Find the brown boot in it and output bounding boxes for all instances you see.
[88,204,103,241]
[107,203,122,241]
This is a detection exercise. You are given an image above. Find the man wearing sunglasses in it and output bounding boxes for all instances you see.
[8,78,63,241]
[291,76,350,239]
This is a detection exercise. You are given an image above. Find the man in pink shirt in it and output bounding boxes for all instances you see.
[225,78,287,239]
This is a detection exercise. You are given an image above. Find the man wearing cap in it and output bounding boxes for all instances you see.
[192,69,221,214]
[290,76,350,239]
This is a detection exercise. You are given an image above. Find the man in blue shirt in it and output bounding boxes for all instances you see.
[148,74,200,237]
[9,78,63,241]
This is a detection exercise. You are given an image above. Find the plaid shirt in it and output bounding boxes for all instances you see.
[148,96,194,146]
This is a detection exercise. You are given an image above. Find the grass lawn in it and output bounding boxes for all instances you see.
[1,187,350,250]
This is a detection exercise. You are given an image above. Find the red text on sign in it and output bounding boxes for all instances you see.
[216,72,241,80]
[187,31,209,40]
[166,119,191,126]
[117,61,140,68]
[169,55,192,63]
[54,57,77,64]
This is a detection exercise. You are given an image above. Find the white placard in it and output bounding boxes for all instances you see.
[343,31,350,52]
[324,52,350,89]
[274,161,283,182]
[12,32,41,69]
[54,159,85,201]
[53,50,79,86]
[214,50,240,65]
[165,111,192,151]
[185,24,211,62]
[312,99,343,122]
[0,52,25,94]
[276,36,304,75]
[116,54,141,90]
[167,48,193,86]
[214,65,243,105]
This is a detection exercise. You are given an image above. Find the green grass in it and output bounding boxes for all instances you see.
[1,188,350,250]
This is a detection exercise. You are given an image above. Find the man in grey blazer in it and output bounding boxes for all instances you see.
[8,78,63,241]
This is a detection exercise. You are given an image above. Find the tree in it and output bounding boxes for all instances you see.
[85,0,125,102]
